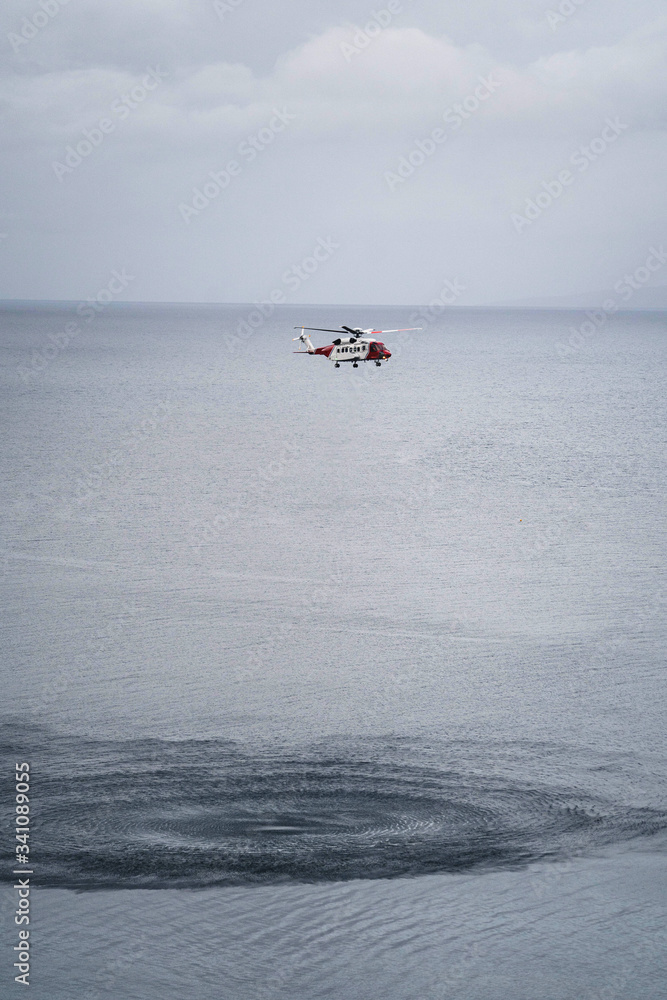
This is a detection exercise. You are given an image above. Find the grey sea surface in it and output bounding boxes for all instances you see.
[1,303,666,998]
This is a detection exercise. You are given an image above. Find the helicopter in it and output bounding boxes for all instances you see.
[292,325,421,368]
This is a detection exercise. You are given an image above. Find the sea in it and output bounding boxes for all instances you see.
[1,302,666,999]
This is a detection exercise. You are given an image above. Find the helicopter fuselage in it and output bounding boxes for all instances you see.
[312,336,391,363]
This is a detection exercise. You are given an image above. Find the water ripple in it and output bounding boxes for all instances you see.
[2,734,665,889]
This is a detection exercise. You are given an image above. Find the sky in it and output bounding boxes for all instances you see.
[0,0,666,305]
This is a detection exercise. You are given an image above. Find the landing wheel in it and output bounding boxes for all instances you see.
[334,362,340,368]
[353,362,358,368]
[375,361,381,366]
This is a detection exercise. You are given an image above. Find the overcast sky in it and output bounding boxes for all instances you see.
[1,0,665,304]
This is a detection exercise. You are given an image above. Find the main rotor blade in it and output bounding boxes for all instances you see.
[293,327,345,334]
[376,328,423,333]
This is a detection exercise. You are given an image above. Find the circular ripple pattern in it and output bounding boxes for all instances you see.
[5,735,666,889]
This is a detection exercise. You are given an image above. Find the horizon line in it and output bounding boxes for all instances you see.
[0,298,665,312]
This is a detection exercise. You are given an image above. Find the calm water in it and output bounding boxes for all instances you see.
[1,303,666,998]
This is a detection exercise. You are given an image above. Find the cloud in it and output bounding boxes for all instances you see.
[0,4,665,302]
[3,15,665,154]
[531,15,667,128]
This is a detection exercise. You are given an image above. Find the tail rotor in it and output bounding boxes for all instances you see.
[292,327,315,352]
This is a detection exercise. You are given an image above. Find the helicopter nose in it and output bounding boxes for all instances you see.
[384,349,391,358]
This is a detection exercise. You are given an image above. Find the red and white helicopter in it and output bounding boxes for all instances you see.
[292,325,421,368]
